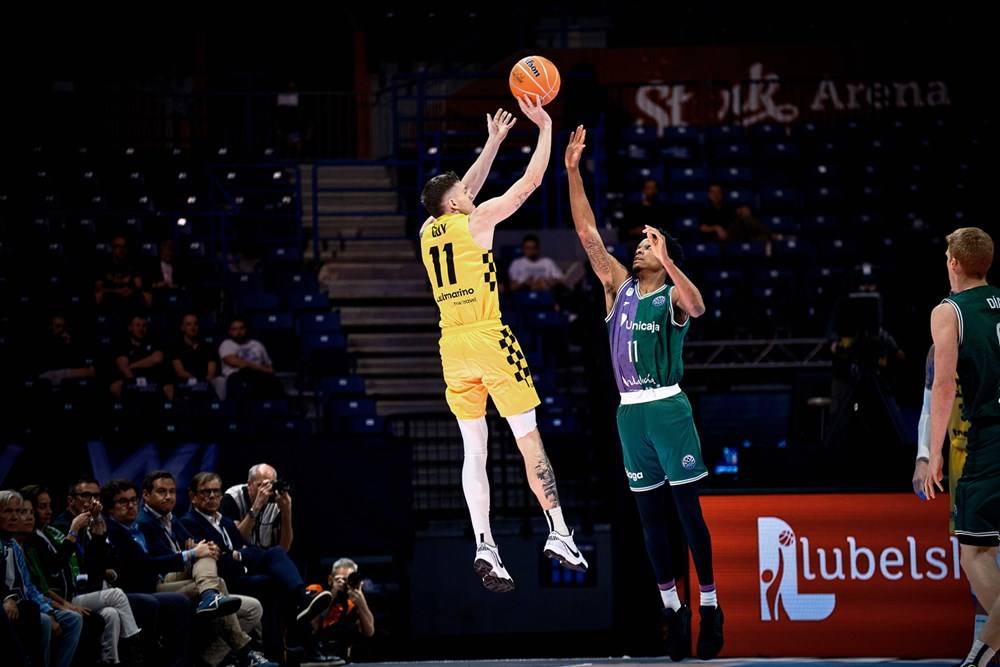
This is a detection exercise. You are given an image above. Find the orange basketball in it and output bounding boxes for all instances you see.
[509,55,560,106]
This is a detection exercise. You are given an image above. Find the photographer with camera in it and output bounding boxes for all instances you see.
[305,558,374,664]
[221,464,293,551]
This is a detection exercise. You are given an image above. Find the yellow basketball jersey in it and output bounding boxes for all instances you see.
[419,213,501,329]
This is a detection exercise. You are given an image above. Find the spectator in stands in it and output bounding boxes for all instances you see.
[509,234,565,292]
[226,241,261,276]
[110,314,174,400]
[138,471,272,667]
[172,313,222,398]
[699,183,732,242]
[100,480,193,667]
[95,235,150,313]
[21,484,143,665]
[53,476,101,534]
[16,494,108,666]
[219,318,285,402]
[184,472,332,652]
[36,315,95,386]
[221,464,293,551]
[728,204,775,247]
[306,558,375,663]
[622,178,667,241]
[148,239,185,308]
[2,490,46,667]
[1,489,83,667]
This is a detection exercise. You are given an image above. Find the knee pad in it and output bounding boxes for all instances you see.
[506,409,538,439]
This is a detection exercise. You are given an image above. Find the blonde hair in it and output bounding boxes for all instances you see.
[946,227,994,279]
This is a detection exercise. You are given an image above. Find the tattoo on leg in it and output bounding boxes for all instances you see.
[534,451,560,505]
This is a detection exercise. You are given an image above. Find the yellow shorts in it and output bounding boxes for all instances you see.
[439,319,540,420]
[949,445,967,535]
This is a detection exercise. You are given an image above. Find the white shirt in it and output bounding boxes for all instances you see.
[160,260,174,286]
[508,256,564,285]
[196,509,233,549]
[218,339,272,377]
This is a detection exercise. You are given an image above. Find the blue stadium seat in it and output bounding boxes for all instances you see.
[712,166,753,184]
[706,125,747,143]
[319,376,365,396]
[624,165,664,185]
[289,292,330,313]
[712,143,752,161]
[723,188,753,206]
[299,312,341,334]
[349,415,385,434]
[701,269,745,285]
[327,398,376,417]
[664,126,702,144]
[669,166,707,185]
[759,187,801,210]
[683,243,722,261]
[668,191,705,208]
[623,124,659,145]
[302,333,346,355]
[726,242,766,259]
[512,290,555,309]
[761,215,798,234]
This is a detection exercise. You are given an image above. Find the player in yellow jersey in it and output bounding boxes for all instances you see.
[418,94,587,592]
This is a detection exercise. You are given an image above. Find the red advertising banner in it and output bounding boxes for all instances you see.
[692,494,968,657]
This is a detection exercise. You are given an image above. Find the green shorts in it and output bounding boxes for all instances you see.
[616,392,708,492]
[954,423,1000,547]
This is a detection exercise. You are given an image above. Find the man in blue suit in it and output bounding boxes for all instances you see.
[139,471,276,667]
[182,472,331,626]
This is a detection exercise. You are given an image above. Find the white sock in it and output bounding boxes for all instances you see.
[963,640,997,667]
[974,613,988,642]
[544,506,569,535]
[458,418,493,547]
[659,583,681,611]
[700,589,718,608]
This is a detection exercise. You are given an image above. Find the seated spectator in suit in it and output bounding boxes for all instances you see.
[221,464,293,551]
[218,318,285,402]
[21,484,142,665]
[101,480,195,667]
[95,235,151,313]
[172,313,223,398]
[699,183,732,242]
[36,315,95,386]
[184,472,331,622]
[306,558,375,663]
[110,315,174,400]
[508,234,565,292]
[136,472,274,667]
[1,489,83,667]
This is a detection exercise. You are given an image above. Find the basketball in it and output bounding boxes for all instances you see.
[509,55,560,105]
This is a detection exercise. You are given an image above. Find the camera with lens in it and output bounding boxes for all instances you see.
[267,479,292,502]
[345,571,361,590]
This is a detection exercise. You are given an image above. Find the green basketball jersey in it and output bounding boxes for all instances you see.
[942,285,1000,426]
[606,278,688,394]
